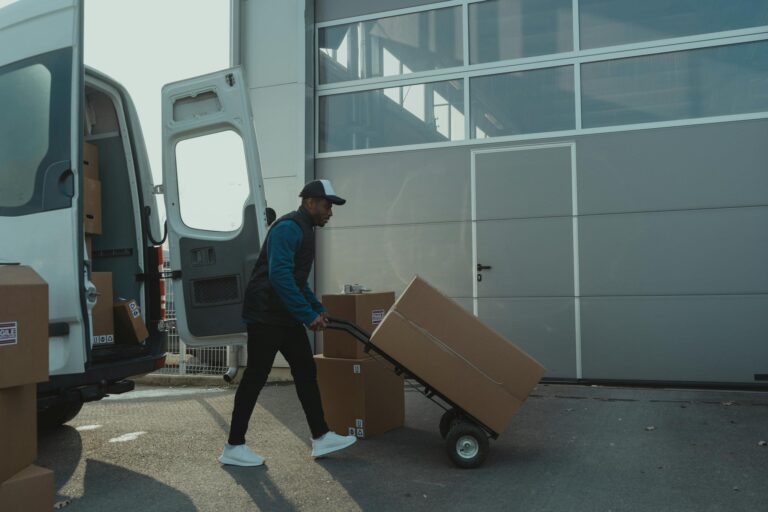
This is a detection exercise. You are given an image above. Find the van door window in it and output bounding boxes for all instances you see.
[0,48,72,217]
[175,130,250,232]
[0,64,50,208]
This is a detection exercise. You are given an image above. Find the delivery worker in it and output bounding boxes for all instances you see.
[219,179,357,467]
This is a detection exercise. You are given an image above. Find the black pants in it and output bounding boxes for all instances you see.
[227,322,329,445]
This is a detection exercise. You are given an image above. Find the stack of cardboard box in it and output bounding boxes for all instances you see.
[83,143,113,347]
[83,143,149,348]
[315,291,404,439]
[0,266,55,511]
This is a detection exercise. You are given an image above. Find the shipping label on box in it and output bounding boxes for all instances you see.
[0,321,18,347]
[371,309,386,326]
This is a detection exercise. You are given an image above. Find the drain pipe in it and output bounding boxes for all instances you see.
[223,344,241,383]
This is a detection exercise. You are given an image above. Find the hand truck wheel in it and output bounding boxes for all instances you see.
[445,421,489,469]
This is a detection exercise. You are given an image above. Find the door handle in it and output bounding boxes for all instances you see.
[477,264,492,271]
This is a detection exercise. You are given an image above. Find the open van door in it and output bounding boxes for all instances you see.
[0,0,88,376]
[162,67,268,347]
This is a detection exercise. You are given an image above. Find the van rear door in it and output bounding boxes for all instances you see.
[0,0,87,375]
[161,67,268,347]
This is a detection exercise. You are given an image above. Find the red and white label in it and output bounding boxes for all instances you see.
[0,321,18,347]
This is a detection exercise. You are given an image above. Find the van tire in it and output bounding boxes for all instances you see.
[38,399,83,430]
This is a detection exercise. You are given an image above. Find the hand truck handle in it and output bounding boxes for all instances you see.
[325,316,372,344]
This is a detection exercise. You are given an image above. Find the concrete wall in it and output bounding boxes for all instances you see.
[315,119,768,384]
[233,0,314,220]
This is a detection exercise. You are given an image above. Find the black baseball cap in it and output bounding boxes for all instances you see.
[299,179,346,205]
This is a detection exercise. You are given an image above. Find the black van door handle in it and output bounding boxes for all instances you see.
[477,264,492,271]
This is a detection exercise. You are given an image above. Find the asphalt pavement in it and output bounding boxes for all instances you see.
[37,382,768,512]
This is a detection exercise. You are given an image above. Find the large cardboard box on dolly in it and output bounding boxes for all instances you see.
[113,299,149,344]
[0,265,49,389]
[90,272,114,346]
[322,292,394,359]
[0,465,54,512]
[315,355,404,439]
[0,385,37,483]
[370,276,546,435]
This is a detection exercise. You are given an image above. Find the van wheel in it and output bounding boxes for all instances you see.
[39,400,83,430]
[445,421,489,469]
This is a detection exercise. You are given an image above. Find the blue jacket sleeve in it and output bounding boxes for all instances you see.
[267,222,318,325]
[303,284,325,314]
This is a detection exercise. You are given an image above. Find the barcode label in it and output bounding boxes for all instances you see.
[371,309,385,325]
[0,322,18,347]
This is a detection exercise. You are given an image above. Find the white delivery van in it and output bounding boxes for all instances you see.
[0,0,268,427]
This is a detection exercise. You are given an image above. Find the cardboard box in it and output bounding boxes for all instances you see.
[83,142,99,180]
[322,292,394,359]
[0,385,36,483]
[370,276,546,434]
[315,355,404,439]
[113,299,149,344]
[0,465,54,512]
[0,265,49,389]
[83,177,102,235]
[91,272,114,346]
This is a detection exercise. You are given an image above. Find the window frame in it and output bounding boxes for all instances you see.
[315,0,768,158]
[0,47,73,217]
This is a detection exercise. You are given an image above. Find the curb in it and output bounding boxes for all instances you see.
[136,367,294,387]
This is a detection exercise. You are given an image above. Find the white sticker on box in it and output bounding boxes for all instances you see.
[0,321,18,347]
[353,364,361,374]
[131,309,140,318]
[356,428,364,437]
[106,334,114,343]
[128,302,138,310]
[348,427,356,436]
[371,309,385,325]
[355,419,363,428]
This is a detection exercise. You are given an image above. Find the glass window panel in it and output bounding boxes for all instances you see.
[581,41,768,128]
[0,64,51,208]
[469,0,573,64]
[319,79,465,152]
[318,7,462,84]
[176,131,250,231]
[470,66,575,138]
[580,0,768,50]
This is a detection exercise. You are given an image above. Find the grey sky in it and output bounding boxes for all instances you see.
[84,0,230,191]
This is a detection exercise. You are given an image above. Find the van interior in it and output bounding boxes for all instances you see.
[83,80,154,362]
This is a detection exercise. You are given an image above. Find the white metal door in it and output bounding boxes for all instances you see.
[162,67,268,347]
[0,0,87,376]
[471,143,580,378]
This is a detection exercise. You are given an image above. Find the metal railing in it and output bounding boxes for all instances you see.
[153,261,231,376]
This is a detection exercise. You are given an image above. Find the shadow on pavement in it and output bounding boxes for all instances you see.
[222,465,298,512]
[37,425,82,503]
[73,459,196,511]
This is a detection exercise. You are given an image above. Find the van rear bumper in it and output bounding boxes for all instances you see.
[38,352,166,409]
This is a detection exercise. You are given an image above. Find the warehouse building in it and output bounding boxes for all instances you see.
[230,0,768,385]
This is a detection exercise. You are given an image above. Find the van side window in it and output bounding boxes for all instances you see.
[0,64,51,208]
[0,48,72,217]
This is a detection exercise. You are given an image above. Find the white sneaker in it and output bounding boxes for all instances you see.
[311,431,357,458]
[218,443,265,467]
